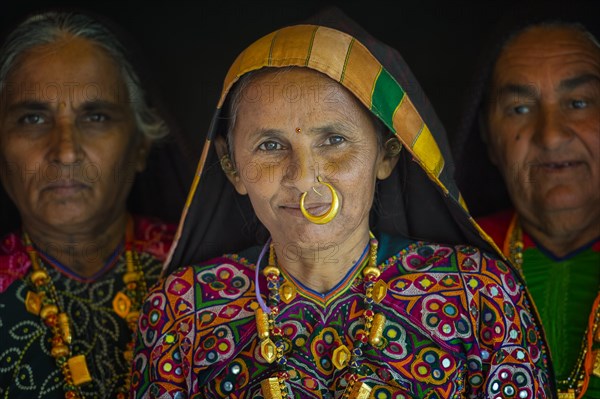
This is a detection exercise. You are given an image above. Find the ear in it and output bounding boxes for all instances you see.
[214,135,248,195]
[376,148,401,180]
[376,136,401,180]
[135,136,152,172]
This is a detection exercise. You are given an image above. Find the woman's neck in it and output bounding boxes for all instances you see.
[274,230,371,293]
[23,212,129,278]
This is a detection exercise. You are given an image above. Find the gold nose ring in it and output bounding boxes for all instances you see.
[299,176,339,224]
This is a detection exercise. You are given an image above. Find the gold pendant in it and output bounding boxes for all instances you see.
[372,280,388,303]
[279,281,297,304]
[255,307,270,339]
[25,291,41,315]
[557,389,576,399]
[68,355,92,386]
[369,313,386,347]
[112,292,131,319]
[260,338,277,363]
[40,304,58,319]
[344,381,372,399]
[260,377,283,399]
[58,313,71,344]
[593,349,600,378]
[332,344,351,370]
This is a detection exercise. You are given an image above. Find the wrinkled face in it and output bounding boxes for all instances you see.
[487,26,600,236]
[223,68,397,248]
[0,37,148,234]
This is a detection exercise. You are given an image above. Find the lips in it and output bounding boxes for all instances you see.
[533,160,585,170]
[280,203,330,217]
[42,179,90,194]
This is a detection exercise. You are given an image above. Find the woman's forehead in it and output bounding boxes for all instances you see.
[234,68,368,131]
[239,68,363,111]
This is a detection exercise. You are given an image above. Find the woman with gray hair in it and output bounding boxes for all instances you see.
[0,11,186,399]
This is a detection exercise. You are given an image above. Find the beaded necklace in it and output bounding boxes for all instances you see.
[507,214,600,399]
[254,234,387,399]
[22,217,146,399]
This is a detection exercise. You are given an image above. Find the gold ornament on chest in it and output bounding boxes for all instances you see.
[254,234,387,398]
[21,218,146,399]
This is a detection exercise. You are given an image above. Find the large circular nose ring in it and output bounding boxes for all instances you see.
[299,176,340,224]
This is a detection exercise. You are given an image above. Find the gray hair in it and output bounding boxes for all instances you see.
[510,20,600,49]
[0,11,168,140]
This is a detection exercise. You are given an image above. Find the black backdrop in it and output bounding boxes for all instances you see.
[1,0,598,229]
[5,0,581,159]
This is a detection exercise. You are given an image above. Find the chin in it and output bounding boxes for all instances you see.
[540,190,594,212]
[272,223,335,244]
[39,207,95,229]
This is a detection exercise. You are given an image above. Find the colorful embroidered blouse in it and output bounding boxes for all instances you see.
[0,216,175,399]
[132,238,552,398]
[478,209,600,398]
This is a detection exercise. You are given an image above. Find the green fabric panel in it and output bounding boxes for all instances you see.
[585,377,600,399]
[370,68,405,130]
[521,246,600,393]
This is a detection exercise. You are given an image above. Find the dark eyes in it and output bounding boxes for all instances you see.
[257,134,346,152]
[17,113,110,125]
[19,114,46,125]
[512,105,530,115]
[509,99,589,115]
[570,99,588,109]
[83,113,109,123]
[258,141,283,151]
[324,135,345,145]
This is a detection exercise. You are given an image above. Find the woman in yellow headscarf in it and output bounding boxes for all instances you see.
[131,8,555,399]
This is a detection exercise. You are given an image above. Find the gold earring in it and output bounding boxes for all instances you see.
[220,155,237,176]
[299,176,340,224]
[384,137,402,157]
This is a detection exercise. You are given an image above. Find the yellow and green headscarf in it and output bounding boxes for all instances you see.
[164,7,501,272]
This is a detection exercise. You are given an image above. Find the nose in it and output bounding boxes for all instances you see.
[282,146,319,193]
[48,119,82,165]
[532,105,573,150]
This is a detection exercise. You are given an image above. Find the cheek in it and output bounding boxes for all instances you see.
[335,158,378,209]
[491,130,526,166]
[330,149,377,180]
[243,176,274,204]
[88,135,139,172]
[0,137,32,164]
[0,144,39,191]
[579,123,600,158]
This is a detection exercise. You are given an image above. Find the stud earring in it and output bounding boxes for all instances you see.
[384,137,402,157]
[220,155,237,176]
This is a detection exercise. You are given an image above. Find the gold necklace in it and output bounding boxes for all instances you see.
[254,234,387,399]
[507,214,600,399]
[22,218,146,399]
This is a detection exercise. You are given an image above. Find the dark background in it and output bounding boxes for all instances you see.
[7,0,593,159]
[1,0,598,226]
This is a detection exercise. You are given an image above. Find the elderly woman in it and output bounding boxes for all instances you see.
[0,12,181,399]
[452,5,599,398]
[132,9,554,399]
